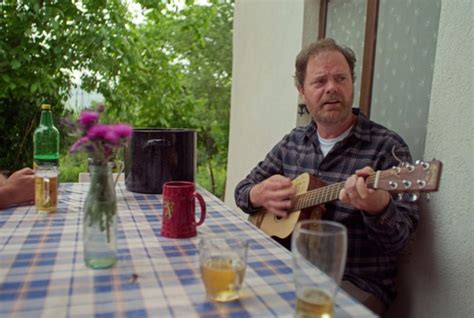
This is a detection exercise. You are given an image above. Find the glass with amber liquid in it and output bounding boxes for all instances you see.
[35,165,58,213]
[199,237,248,302]
[296,288,334,318]
[292,220,347,318]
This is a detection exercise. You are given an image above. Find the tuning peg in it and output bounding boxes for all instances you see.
[417,180,427,189]
[396,193,404,201]
[415,160,433,170]
[425,193,431,201]
[408,193,419,202]
[403,180,412,188]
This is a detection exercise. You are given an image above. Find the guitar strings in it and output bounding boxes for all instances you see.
[292,171,395,211]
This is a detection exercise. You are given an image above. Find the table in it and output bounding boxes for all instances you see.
[0,183,376,317]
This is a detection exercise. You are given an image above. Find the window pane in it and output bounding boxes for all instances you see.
[371,0,441,160]
[326,0,367,107]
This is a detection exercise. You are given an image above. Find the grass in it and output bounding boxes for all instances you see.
[59,152,88,182]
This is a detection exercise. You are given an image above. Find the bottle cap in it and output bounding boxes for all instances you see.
[41,104,51,110]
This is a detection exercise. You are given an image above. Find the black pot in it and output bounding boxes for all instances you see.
[125,128,196,194]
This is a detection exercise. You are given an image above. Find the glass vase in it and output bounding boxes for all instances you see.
[83,164,117,269]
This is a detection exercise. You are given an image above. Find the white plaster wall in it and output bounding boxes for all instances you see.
[224,0,305,210]
[386,1,474,317]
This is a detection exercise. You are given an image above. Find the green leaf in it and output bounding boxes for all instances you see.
[11,60,21,69]
[31,82,38,93]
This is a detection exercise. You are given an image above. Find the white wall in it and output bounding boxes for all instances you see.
[224,0,306,210]
[387,1,474,317]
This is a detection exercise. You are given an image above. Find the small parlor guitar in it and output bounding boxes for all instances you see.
[248,160,442,240]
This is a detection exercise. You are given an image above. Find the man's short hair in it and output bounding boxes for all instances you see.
[294,38,357,88]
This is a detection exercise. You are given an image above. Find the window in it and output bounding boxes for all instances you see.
[318,0,441,160]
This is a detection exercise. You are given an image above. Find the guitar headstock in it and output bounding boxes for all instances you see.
[373,160,442,193]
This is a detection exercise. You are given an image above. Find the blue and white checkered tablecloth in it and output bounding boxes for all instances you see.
[0,183,376,318]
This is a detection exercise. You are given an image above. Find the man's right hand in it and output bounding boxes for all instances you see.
[249,175,295,218]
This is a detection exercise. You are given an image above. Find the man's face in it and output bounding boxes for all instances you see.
[298,51,354,127]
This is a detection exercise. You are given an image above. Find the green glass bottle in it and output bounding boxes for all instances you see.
[33,104,60,167]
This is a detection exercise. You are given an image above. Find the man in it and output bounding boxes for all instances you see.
[0,168,35,209]
[234,38,418,315]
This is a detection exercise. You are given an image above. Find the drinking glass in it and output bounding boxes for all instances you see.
[35,165,58,214]
[292,220,347,318]
[199,237,248,302]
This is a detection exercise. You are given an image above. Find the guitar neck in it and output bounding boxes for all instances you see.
[291,174,378,211]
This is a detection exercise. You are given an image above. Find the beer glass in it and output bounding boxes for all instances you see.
[292,220,347,318]
[35,165,58,213]
[199,237,248,302]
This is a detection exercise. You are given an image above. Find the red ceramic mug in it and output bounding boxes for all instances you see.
[161,181,206,238]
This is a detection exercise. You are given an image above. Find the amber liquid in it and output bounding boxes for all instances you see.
[201,256,246,302]
[295,288,334,318]
[35,175,58,213]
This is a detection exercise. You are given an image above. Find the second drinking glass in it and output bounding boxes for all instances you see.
[198,237,248,302]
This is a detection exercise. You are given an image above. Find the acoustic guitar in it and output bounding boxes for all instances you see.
[248,160,442,240]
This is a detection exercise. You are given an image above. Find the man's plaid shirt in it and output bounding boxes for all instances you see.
[235,109,419,305]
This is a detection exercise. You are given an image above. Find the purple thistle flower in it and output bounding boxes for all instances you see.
[66,103,132,166]
[104,127,120,144]
[87,124,109,140]
[110,124,133,138]
[79,111,100,127]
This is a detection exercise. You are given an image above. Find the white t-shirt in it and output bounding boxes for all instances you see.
[317,125,353,157]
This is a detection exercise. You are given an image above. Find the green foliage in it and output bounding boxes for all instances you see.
[59,152,88,182]
[102,1,234,197]
[0,1,234,197]
[197,157,227,199]
[0,0,133,171]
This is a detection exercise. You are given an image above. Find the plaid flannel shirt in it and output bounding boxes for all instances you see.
[234,109,419,305]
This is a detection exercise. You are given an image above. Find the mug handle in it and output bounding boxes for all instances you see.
[193,192,206,226]
[43,177,51,205]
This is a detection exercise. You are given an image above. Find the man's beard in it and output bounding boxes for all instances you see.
[311,93,353,126]
[313,105,352,126]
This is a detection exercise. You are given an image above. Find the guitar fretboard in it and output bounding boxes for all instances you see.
[291,174,378,212]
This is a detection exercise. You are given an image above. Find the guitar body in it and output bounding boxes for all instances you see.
[248,173,327,244]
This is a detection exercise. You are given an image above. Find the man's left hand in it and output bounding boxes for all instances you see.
[339,166,390,215]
